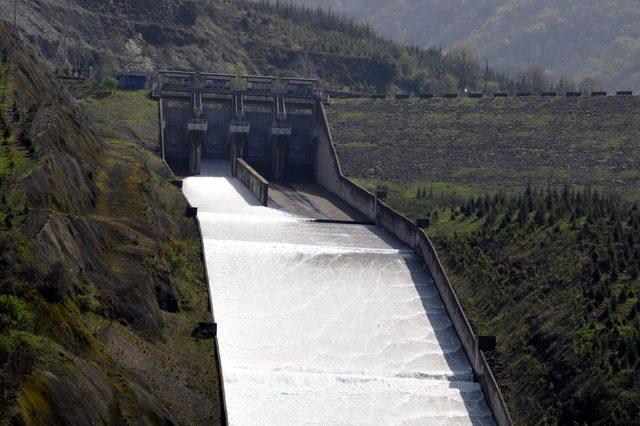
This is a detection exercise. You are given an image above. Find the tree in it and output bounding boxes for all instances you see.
[518,66,551,94]
[434,73,458,93]
[178,0,198,26]
[410,70,430,95]
[556,76,577,94]
[579,77,605,94]
[445,45,481,91]
[370,53,400,93]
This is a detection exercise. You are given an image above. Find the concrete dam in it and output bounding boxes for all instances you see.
[160,73,508,424]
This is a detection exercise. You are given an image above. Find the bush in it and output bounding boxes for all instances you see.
[177,0,198,26]
[0,295,34,330]
[164,243,187,273]
[99,76,117,94]
[76,294,102,313]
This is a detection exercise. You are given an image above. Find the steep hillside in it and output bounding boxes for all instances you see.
[436,187,640,424]
[0,24,221,423]
[327,97,640,200]
[287,0,640,90]
[0,0,510,94]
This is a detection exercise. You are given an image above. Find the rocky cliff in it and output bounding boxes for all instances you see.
[0,23,220,424]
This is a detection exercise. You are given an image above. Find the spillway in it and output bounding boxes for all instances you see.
[183,160,494,425]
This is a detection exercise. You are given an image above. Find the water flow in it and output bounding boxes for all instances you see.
[183,160,494,425]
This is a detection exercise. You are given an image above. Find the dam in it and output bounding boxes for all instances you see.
[162,72,509,424]
[183,160,494,424]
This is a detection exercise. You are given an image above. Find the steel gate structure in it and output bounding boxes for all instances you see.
[157,71,323,179]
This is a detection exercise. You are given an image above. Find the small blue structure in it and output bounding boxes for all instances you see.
[115,71,148,89]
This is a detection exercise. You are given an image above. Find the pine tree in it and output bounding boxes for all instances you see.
[517,205,527,228]
[592,266,601,283]
[547,211,556,226]
[534,207,545,226]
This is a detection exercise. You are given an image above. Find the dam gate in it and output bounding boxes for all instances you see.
[156,71,323,179]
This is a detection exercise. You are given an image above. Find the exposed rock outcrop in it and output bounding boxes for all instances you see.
[0,23,220,424]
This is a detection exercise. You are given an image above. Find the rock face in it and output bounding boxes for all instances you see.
[0,24,220,424]
[0,0,192,71]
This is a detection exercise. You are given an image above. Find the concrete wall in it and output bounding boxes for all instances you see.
[235,158,269,206]
[315,103,377,221]
[184,196,229,425]
[376,200,417,248]
[315,101,513,426]
[415,230,511,425]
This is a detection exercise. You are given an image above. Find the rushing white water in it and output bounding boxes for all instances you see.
[183,160,495,425]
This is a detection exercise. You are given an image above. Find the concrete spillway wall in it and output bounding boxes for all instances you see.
[188,201,229,425]
[314,109,377,222]
[233,159,269,206]
[315,101,513,425]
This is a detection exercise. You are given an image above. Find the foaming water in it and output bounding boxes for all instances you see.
[183,160,494,425]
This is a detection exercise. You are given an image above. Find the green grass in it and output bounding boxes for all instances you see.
[105,138,142,150]
[0,109,37,178]
[0,150,29,173]
[328,97,640,202]
[0,295,34,331]
[80,89,158,150]
[426,212,485,235]
[404,182,479,199]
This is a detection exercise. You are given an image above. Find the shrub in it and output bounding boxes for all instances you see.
[177,0,198,26]
[0,295,34,330]
[99,76,117,94]
[165,243,187,273]
[76,294,101,313]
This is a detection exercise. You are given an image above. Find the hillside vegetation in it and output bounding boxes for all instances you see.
[329,98,640,423]
[0,0,512,94]
[0,24,221,423]
[287,0,640,91]
[328,97,640,200]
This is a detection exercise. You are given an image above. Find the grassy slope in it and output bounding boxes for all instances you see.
[0,26,220,423]
[328,97,640,200]
[81,89,159,150]
[328,99,640,423]
[436,189,640,424]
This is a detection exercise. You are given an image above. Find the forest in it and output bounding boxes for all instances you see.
[285,0,640,91]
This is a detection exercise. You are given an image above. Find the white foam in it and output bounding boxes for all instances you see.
[185,160,494,425]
